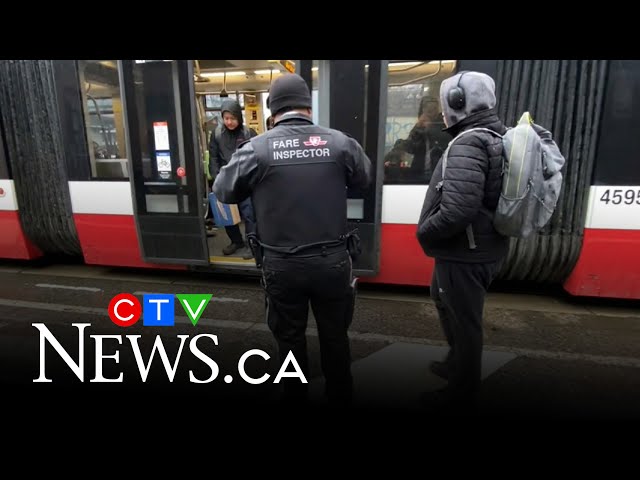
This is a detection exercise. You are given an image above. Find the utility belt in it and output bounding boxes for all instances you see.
[247,229,361,269]
[263,242,348,258]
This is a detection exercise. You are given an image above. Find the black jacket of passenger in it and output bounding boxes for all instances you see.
[213,112,372,248]
[417,109,509,263]
[208,99,257,177]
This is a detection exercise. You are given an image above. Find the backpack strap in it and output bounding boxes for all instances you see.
[437,127,503,191]
[436,127,503,250]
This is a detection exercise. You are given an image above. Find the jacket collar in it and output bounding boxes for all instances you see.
[273,112,314,127]
[443,108,502,137]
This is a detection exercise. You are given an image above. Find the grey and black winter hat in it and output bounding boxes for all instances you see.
[267,73,312,116]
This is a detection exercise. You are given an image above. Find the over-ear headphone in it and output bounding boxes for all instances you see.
[447,71,468,110]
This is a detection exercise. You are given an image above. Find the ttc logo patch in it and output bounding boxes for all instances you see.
[303,136,327,147]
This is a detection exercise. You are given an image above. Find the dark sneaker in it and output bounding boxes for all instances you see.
[222,243,244,255]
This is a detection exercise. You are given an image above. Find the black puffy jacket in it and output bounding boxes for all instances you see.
[417,109,509,263]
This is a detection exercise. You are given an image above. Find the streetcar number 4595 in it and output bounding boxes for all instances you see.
[599,189,640,205]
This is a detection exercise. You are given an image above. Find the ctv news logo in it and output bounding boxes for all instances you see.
[31,292,307,385]
[108,293,213,327]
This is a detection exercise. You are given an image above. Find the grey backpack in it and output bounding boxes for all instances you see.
[437,112,565,243]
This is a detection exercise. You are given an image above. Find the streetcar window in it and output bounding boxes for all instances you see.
[594,60,640,186]
[78,60,129,179]
[383,60,458,185]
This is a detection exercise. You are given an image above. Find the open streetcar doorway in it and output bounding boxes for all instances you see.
[119,60,386,276]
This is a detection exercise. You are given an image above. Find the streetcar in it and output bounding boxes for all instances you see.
[0,59,637,300]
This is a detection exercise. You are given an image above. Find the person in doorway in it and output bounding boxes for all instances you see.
[209,98,257,258]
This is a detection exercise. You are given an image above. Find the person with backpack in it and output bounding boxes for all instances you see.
[209,98,258,258]
[416,71,510,411]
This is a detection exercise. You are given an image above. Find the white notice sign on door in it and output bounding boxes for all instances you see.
[153,121,170,150]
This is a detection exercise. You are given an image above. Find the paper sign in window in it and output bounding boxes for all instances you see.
[153,121,170,150]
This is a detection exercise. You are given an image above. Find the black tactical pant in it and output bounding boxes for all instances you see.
[430,259,501,403]
[261,250,355,406]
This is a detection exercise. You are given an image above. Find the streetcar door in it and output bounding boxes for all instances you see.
[118,60,209,265]
[324,60,387,276]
